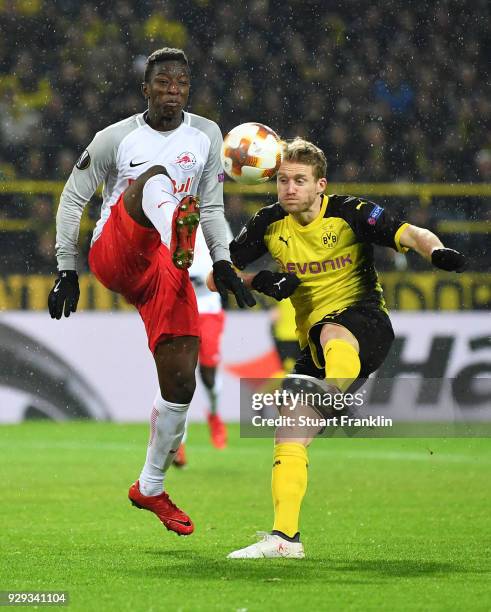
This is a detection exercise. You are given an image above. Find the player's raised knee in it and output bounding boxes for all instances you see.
[139,164,169,183]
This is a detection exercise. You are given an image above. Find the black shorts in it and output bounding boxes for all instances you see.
[293,301,395,383]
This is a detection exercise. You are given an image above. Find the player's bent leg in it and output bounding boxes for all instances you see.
[280,374,340,435]
[320,323,361,392]
[123,165,170,227]
[123,166,200,269]
[319,321,359,351]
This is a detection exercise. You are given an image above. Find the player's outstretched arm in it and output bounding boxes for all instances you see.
[399,224,467,272]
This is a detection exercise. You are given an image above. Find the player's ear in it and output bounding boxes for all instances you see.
[317,177,327,194]
[141,82,149,100]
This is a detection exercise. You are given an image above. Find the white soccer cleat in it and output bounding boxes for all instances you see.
[227,532,305,559]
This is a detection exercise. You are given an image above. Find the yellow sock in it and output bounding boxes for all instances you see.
[323,339,361,392]
[272,443,308,537]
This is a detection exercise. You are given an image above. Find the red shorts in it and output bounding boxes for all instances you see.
[88,194,199,353]
[199,311,225,367]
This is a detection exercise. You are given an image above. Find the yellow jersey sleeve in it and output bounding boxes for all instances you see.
[394,222,410,253]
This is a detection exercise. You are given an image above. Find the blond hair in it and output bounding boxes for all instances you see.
[282,137,327,180]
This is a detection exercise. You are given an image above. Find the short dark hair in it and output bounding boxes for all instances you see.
[144,48,189,82]
[282,137,327,180]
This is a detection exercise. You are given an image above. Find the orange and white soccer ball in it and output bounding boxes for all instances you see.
[221,122,283,184]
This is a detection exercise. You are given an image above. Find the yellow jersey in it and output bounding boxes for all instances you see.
[230,194,408,352]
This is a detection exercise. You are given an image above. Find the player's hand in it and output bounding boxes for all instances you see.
[48,270,80,319]
[251,270,301,301]
[431,248,467,272]
[212,260,256,309]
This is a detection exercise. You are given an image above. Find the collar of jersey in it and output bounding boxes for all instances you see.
[140,111,185,135]
[287,194,329,232]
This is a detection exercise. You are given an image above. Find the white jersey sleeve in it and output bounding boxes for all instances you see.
[188,115,231,264]
[55,116,138,270]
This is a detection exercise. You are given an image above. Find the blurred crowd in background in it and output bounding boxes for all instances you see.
[0,0,489,275]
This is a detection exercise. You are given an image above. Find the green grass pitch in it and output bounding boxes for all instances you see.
[1,422,490,611]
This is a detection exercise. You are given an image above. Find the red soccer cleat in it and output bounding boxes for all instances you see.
[128,481,194,536]
[208,413,228,449]
[170,195,200,269]
[173,443,187,468]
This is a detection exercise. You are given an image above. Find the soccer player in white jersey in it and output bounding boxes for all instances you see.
[48,48,255,536]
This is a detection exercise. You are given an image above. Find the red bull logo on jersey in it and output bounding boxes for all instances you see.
[284,254,353,275]
[175,152,197,170]
[171,176,194,194]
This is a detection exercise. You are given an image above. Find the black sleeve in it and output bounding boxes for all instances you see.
[229,204,285,269]
[331,195,408,251]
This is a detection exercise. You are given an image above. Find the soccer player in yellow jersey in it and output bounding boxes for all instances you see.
[226,137,467,559]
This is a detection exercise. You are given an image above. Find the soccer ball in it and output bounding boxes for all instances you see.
[221,122,283,184]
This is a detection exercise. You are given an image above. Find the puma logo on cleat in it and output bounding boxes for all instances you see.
[279,236,291,246]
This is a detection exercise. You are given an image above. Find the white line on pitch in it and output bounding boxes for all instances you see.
[1,440,490,464]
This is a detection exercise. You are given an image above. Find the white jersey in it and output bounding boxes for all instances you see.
[55,111,230,270]
[189,222,233,314]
